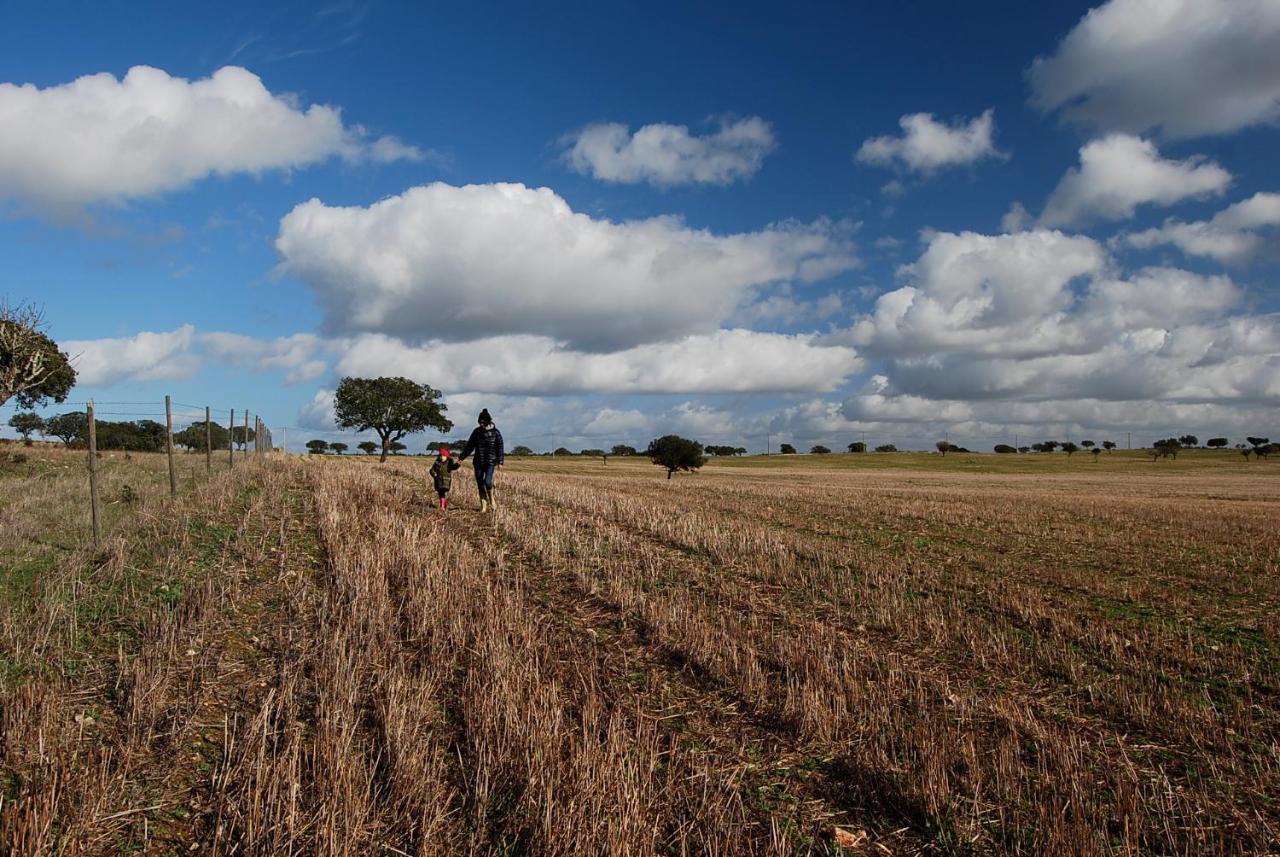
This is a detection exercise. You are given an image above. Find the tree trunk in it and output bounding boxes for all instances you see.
[379,432,389,463]
[667,469,672,480]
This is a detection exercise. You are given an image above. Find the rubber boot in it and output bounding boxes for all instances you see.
[487,487,497,510]
[479,493,489,513]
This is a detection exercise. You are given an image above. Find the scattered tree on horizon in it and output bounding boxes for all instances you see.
[387,440,408,455]
[611,444,638,456]
[1091,447,1102,460]
[0,302,76,411]
[333,376,452,463]
[993,444,1016,454]
[358,440,378,455]
[1062,442,1079,458]
[936,441,952,456]
[1178,434,1199,448]
[811,445,831,454]
[8,412,43,445]
[329,442,348,455]
[875,444,897,453]
[1206,437,1229,449]
[1102,440,1116,452]
[647,435,705,480]
[779,443,797,454]
[1081,440,1095,449]
[306,439,328,455]
[847,441,866,453]
[511,445,534,456]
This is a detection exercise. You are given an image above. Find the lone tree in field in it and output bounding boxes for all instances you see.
[306,439,328,455]
[1081,440,1095,449]
[357,440,378,455]
[647,435,705,480]
[779,443,796,454]
[611,444,638,456]
[8,412,44,445]
[329,442,348,455]
[936,440,953,456]
[993,444,1016,454]
[1206,437,1228,449]
[1061,442,1079,458]
[333,376,452,463]
[511,445,534,456]
[43,411,86,447]
[1179,434,1199,448]
[0,302,76,411]
[848,441,866,453]
[1102,440,1116,452]
[811,444,831,454]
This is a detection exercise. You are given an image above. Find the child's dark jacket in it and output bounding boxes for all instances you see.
[430,456,461,491]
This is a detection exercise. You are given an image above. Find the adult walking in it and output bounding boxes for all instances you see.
[459,408,504,512]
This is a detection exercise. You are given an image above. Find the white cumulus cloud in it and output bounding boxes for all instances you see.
[0,65,421,211]
[1029,0,1280,138]
[63,325,200,386]
[562,117,776,186]
[856,109,1003,174]
[334,329,862,395]
[275,182,858,351]
[1118,192,1280,265]
[1039,135,1230,228]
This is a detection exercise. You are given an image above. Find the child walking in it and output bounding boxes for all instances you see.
[429,446,461,510]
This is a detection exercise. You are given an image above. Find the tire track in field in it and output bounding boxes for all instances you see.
[381,464,929,854]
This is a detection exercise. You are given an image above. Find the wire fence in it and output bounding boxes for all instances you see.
[53,395,277,546]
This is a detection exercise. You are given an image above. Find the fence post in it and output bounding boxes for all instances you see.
[243,410,249,460]
[205,405,212,473]
[87,401,101,547]
[229,408,235,468]
[165,394,177,496]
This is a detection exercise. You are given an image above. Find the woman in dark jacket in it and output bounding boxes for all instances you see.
[459,409,504,511]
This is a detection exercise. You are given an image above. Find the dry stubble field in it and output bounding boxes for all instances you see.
[0,446,1277,855]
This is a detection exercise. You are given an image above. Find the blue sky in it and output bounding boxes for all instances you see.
[2,0,1278,451]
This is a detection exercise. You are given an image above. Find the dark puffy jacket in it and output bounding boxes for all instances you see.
[461,424,504,467]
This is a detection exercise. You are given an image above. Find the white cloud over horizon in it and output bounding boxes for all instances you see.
[1029,0,1280,139]
[1117,192,1280,265]
[856,109,1003,174]
[275,181,859,351]
[562,117,776,186]
[0,65,421,213]
[1039,135,1231,228]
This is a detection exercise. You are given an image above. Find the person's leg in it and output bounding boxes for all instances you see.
[475,467,489,511]
[483,463,497,509]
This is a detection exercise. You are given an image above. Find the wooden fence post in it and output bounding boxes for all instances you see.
[87,401,101,547]
[229,408,235,468]
[205,405,212,473]
[243,410,249,460]
[165,394,177,496]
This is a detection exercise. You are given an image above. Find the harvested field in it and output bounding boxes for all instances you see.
[2,448,1277,854]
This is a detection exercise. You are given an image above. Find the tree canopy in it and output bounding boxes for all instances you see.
[306,439,329,454]
[611,445,638,456]
[847,441,866,453]
[8,412,44,444]
[510,445,534,456]
[779,443,796,454]
[357,441,378,455]
[333,376,452,462]
[174,421,230,453]
[44,411,87,447]
[647,435,705,480]
[329,442,348,454]
[0,303,76,410]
